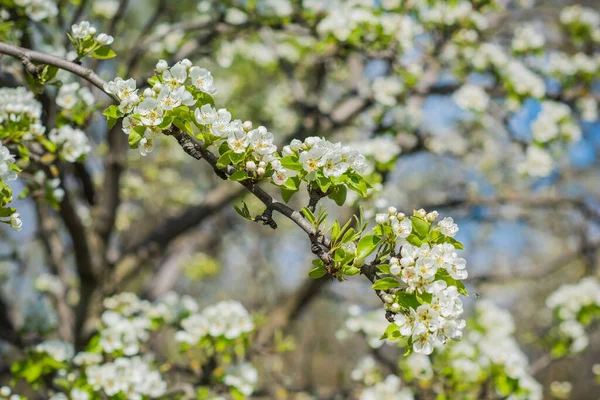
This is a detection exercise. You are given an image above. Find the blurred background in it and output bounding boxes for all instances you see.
[1,0,600,398]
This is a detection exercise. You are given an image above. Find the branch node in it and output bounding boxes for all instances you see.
[255,208,277,229]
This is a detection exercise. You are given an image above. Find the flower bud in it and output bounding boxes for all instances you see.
[282,145,294,157]
[246,161,256,171]
[180,58,192,69]
[305,137,317,147]
[96,33,114,45]
[417,208,426,218]
[391,303,401,312]
[156,59,168,72]
[375,213,387,224]
[143,88,153,98]
[256,167,265,176]
[258,161,266,168]
[397,212,405,219]
[153,83,162,93]
[382,294,394,303]
[426,211,439,222]
[89,26,97,35]
[289,139,302,151]
[242,120,253,131]
[388,206,397,215]
[390,263,401,276]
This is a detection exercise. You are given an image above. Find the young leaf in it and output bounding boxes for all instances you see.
[280,187,298,203]
[302,207,316,224]
[328,184,347,207]
[410,216,430,238]
[92,46,116,59]
[229,170,249,181]
[103,105,121,119]
[308,264,327,278]
[128,126,145,149]
[357,234,380,259]
[216,151,232,168]
[372,277,400,290]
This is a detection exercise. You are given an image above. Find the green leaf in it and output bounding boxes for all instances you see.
[280,187,298,203]
[148,75,160,86]
[229,170,249,181]
[410,216,430,238]
[158,116,174,130]
[107,117,118,129]
[357,234,380,259]
[316,173,331,192]
[405,233,423,247]
[216,151,231,168]
[445,236,465,250]
[377,263,391,274]
[233,201,253,221]
[128,126,145,149]
[302,207,316,224]
[330,220,341,242]
[328,185,347,207]
[283,176,300,190]
[0,207,15,218]
[395,291,420,309]
[103,105,121,119]
[342,265,360,276]
[91,46,116,59]
[229,151,245,164]
[173,118,193,135]
[280,156,303,171]
[308,263,327,278]
[435,270,468,296]
[380,322,400,340]
[372,277,400,290]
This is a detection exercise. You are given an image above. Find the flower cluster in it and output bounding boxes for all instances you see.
[175,300,254,345]
[105,59,369,205]
[98,310,150,356]
[577,96,598,122]
[312,0,421,50]
[349,135,401,167]
[359,375,414,400]
[412,300,544,399]
[223,362,258,397]
[34,340,75,362]
[34,273,62,296]
[372,76,405,107]
[284,136,368,181]
[547,52,598,86]
[56,82,94,110]
[49,125,91,162]
[351,356,381,386]
[453,84,490,114]
[511,24,545,55]
[68,21,115,60]
[0,87,45,141]
[417,1,494,28]
[546,277,600,354]
[0,144,17,182]
[0,386,22,400]
[343,300,542,399]
[85,356,166,398]
[502,61,546,104]
[371,209,468,355]
[518,146,554,177]
[531,101,581,144]
[340,305,389,349]
[10,0,57,21]
[560,5,600,44]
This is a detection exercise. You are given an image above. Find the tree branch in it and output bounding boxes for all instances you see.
[0,41,117,100]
